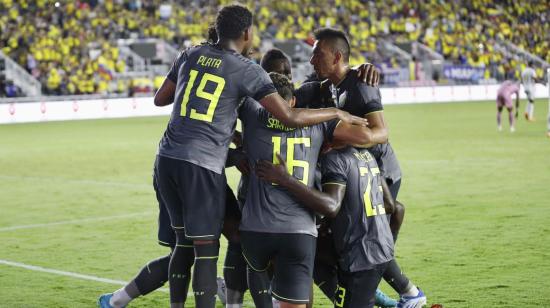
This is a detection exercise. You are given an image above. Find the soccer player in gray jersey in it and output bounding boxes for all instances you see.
[155,6,366,308]
[308,28,426,307]
[256,146,398,308]
[239,72,381,308]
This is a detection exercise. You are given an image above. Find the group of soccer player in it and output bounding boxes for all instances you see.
[495,61,547,135]
[98,5,427,308]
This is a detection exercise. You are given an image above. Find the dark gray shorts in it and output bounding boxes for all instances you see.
[156,155,226,240]
[241,231,316,304]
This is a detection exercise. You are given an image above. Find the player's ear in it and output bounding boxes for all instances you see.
[289,96,296,108]
[334,50,342,65]
[243,27,251,42]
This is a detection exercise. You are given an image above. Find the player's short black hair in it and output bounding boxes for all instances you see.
[207,25,218,43]
[314,28,351,63]
[260,49,290,72]
[269,72,294,101]
[215,5,253,40]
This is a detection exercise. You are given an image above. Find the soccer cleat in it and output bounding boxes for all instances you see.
[396,288,427,308]
[216,276,227,305]
[510,126,515,133]
[97,293,124,308]
[497,125,502,132]
[524,112,529,120]
[375,288,397,307]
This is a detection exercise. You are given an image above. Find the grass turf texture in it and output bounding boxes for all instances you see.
[1,99,549,307]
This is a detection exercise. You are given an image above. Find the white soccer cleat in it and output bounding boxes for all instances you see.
[510,126,515,133]
[497,125,502,132]
[396,288,427,308]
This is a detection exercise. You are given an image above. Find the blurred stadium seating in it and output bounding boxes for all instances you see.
[0,0,548,97]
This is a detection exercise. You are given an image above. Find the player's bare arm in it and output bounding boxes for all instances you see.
[255,153,345,218]
[259,93,368,128]
[362,111,389,145]
[332,120,380,146]
[153,78,176,106]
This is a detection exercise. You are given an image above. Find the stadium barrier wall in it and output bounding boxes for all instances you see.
[1,84,547,124]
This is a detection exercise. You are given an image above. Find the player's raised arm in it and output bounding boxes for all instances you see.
[259,93,367,128]
[154,78,177,106]
[363,110,388,144]
[353,62,380,86]
[154,49,189,106]
[255,153,345,218]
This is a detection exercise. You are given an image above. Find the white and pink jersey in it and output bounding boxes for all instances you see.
[496,81,520,108]
[497,80,520,99]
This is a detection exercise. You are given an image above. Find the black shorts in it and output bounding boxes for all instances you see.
[313,224,338,300]
[334,263,389,308]
[156,155,227,241]
[224,184,241,222]
[386,178,401,200]
[154,166,176,247]
[241,231,316,304]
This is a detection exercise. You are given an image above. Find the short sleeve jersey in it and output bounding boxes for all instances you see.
[321,147,394,272]
[521,67,536,90]
[158,44,277,174]
[239,98,338,237]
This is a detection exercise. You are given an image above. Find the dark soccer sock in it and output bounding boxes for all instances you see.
[193,241,220,308]
[247,265,272,308]
[133,253,172,296]
[312,261,337,301]
[383,259,410,294]
[224,242,247,304]
[168,233,195,305]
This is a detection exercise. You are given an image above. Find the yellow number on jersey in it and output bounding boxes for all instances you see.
[272,136,311,185]
[181,69,226,123]
[334,285,346,307]
[359,166,385,217]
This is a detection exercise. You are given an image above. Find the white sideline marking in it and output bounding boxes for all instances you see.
[0,212,154,232]
[0,175,151,189]
[0,259,168,293]
[0,259,254,306]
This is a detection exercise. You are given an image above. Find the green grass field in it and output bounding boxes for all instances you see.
[1,99,549,307]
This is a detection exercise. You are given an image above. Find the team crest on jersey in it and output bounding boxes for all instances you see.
[337,91,348,109]
[330,85,347,108]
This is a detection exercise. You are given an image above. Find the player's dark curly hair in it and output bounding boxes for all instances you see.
[269,72,294,101]
[215,5,253,40]
[207,25,218,43]
[260,49,290,72]
[314,28,351,63]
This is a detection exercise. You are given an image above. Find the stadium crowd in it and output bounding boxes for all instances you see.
[0,0,547,96]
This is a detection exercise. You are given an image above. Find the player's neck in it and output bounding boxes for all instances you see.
[217,39,244,54]
[328,65,350,86]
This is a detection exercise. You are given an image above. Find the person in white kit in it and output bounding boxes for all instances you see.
[521,61,538,121]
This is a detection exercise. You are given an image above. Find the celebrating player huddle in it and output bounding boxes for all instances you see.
[98,4,427,308]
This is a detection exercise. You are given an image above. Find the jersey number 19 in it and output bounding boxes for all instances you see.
[180,69,226,123]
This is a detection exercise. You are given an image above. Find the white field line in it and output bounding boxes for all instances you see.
[0,175,151,189]
[0,259,255,306]
[0,212,155,232]
[0,259,168,293]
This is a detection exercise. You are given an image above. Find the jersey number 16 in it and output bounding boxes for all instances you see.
[271,136,311,185]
